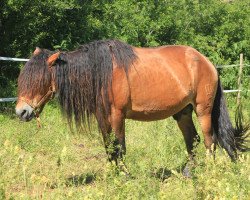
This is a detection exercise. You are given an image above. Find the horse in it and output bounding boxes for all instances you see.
[16,39,249,177]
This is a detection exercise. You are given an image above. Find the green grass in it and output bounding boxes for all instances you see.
[0,97,249,200]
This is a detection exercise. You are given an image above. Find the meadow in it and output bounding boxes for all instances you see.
[0,96,249,200]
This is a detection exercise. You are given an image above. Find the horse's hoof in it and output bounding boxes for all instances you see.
[182,165,192,178]
[119,170,133,179]
[119,165,134,179]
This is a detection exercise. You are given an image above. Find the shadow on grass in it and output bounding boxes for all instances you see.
[65,173,96,186]
[151,163,188,181]
[50,172,96,189]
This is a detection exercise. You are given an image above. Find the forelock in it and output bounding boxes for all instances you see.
[17,49,54,97]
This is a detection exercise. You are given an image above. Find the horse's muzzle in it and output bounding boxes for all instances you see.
[16,102,35,122]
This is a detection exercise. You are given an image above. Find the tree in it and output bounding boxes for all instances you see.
[0,0,249,97]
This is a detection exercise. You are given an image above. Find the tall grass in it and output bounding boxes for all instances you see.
[0,97,249,199]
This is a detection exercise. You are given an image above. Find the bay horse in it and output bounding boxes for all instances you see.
[16,39,249,177]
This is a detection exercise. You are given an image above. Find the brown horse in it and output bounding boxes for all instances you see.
[16,40,249,177]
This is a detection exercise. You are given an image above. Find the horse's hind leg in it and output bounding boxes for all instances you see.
[196,105,216,155]
[173,104,200,177]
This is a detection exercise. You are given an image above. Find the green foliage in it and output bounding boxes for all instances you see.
[1,0,250,96]
[1,0,250,58]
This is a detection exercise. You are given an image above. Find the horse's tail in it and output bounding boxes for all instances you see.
[212,79,249,160]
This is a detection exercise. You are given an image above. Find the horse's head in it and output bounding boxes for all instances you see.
[16,47,60,121]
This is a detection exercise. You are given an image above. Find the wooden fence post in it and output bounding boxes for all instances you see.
[237,53,243,106]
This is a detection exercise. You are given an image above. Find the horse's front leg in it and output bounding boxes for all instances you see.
[96,107,129,176]
[107,107,129,175]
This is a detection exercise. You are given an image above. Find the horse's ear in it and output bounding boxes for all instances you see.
[47,52,60,67]
[33,47,42,55]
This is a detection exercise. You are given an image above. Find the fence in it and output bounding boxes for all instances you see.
[1,55,250,103]
[0,56,29,102]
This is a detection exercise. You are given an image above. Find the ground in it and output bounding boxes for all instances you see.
[0,96,249,199]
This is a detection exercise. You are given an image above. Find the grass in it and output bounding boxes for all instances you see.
[0,96,249,199]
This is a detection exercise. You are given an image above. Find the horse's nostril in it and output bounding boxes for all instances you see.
[20,109,27,117]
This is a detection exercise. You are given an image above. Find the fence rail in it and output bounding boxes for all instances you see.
[1,56,249,103]
[0,56,29,62]
[0,97,17,102]
[216,64,250,68]
[1,56,250,67]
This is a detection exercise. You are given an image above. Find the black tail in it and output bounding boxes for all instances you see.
[212,79,249,160]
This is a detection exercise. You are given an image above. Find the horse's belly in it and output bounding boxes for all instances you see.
[125,94,191,121]
[125,110,169,121]
[125,108,180,121]
[129,81,193,114]
[126,79,193,121]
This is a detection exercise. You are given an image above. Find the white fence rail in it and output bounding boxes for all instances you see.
[0,56,249,103]
[0,97,17,102]
[216,64,250,68]
[0,57,29,62]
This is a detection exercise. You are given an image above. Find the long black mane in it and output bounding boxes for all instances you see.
[54,39,137,128]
